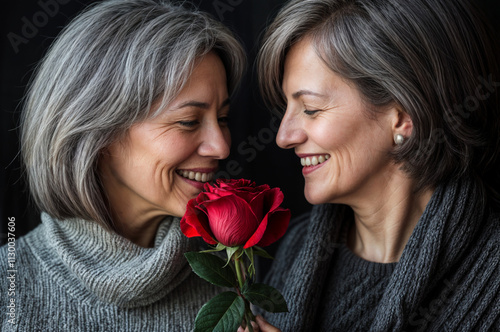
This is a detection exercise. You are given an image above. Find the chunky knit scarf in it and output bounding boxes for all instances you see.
[264,179,500,331]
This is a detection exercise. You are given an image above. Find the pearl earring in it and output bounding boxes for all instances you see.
[394,134,404,145]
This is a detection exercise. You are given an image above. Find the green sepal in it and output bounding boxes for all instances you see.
[224,246,241,267]
[184,252,237,288]
[242,283,288,313]
[253,246,274,260]
[194,291,246,332]
[244,248,256,278]
[199,242,227,254]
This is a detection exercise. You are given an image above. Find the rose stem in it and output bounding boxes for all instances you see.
[235,255,255,331]
[234,256,245,290]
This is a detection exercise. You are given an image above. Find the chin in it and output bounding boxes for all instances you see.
[304,189,327,205]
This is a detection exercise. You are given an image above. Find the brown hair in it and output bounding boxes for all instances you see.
[258,0,500,209]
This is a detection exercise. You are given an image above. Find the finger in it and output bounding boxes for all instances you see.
[242,321,259,332]
[256,315,281,332]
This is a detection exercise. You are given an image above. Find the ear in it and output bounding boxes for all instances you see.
[390,106,413,138]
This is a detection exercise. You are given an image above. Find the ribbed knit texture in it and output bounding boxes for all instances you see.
[0,213,220,331]
[264,178,500,331]
[315,243,397,331]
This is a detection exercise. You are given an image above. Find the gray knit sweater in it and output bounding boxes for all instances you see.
[0,213,220,331]
[264,179,500,331]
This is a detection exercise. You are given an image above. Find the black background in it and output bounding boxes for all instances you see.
[1,0,499,246]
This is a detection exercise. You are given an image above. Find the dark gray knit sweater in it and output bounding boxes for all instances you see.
[315,239,397,331]
[264,179,500,331]
[0,213,220,331]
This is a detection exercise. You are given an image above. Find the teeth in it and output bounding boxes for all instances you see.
[300,155,330,167]
[178,170,214,183]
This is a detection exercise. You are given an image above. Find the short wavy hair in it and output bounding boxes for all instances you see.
[22,0,246,227]
[258,0,500,209]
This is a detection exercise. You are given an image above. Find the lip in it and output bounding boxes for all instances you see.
[177,167,217,173]
[296,153,325,158]
[176,167,218,190]
[296,153,330,176]
[302,158,328,176]
[178,175,206,190]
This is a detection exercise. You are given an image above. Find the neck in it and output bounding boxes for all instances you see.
[102,182,168,248]
[346,171,434,263]
[111,209,164,248]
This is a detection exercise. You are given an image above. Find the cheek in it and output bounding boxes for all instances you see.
[160,135,200,167]
[311,118,352,151]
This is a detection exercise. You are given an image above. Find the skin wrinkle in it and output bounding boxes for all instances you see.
[99,52,230,247]
[278,37,432,263]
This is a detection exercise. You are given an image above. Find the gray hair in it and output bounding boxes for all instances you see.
[21,0,246,227]
[258,0,500,208]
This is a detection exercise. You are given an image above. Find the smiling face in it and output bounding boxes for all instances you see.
[277,37,398,206]
[99,52,231,220]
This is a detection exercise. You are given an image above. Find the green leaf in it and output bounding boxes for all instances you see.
[185,252,236,288]
[253,247,274,260]
[194,291,246,332]
[242,283,288,313]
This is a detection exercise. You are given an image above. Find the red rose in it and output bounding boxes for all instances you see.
[180,179,291,248]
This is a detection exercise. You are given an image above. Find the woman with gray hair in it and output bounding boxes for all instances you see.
[0,0,245,330]
[254,0,500,331]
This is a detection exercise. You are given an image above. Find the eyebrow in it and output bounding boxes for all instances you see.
[291,90,325,99]
[175,98,231,110]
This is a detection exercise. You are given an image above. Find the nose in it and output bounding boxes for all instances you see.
[198,122,231,159]
[276,110,306,149]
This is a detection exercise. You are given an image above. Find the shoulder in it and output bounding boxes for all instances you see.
[1,224,48,324]
[273,203,345,257]
[280,210,312,246]
[0,223,47,284]
[480,210,500,250]
[263,204,343,287]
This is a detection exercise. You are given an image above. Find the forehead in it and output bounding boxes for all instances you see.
[282,37,342,98]
[283,38,336,87]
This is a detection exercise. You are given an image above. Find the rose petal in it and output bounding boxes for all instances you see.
[199,192,222,201]
[255,208,291,247]
[250,188,284,219]
[201,195,260,247]
[243,215,268,249]
[211,187,238,198]
[180,199,217,245]
[248,190,267,221]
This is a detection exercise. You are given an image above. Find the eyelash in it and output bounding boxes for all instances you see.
[178,116,230,128]
[304,109,321,116]
[218,116,230,124]
[178,120,199,127]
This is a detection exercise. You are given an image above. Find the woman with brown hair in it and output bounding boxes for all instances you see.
[256,0,500,330]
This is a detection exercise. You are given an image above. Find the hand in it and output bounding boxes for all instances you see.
[237,315,282,332]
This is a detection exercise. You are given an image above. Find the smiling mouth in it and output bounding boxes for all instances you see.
[176,170,215,183]
[300,155,330,167]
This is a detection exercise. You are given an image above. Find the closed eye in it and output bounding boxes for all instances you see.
[218,116,230,125]
[178,120,199,127]
[304,109,321,116]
